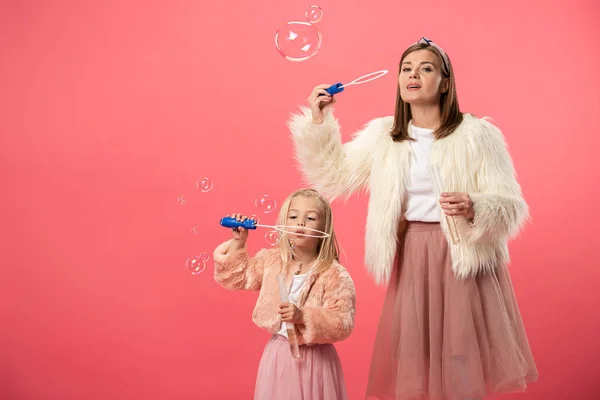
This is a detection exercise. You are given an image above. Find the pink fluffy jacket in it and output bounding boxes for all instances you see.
[213,239,356,346]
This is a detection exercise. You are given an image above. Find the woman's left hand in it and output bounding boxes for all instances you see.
[278,302,304,324]
[440,192,475,219]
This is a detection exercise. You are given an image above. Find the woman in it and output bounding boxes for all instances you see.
[287,37,538,399]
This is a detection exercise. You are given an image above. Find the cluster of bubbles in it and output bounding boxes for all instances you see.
[178,5,327,276]
[178,177,214,275]
[255,194,282,247]
[177,177,214,205]
[275,5,324,62]
[179,180,281,274]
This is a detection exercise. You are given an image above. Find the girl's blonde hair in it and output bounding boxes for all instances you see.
[276,188,340,275]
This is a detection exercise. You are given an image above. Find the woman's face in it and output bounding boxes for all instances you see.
[398,49,447,106]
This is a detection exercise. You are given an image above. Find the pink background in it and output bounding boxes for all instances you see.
[1,0,599,399]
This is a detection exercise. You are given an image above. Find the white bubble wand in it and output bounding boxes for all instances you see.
[430,165,461,245]
[319,69,389,97]
[276,275,302,359]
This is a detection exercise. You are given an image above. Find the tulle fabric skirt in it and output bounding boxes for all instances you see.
[366,222,538,400]
[254,335,348,400]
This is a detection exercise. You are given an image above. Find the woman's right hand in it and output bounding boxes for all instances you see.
[228,213,250,242]
[308,84,337,124]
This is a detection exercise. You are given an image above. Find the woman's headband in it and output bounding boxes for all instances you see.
[416,37,449,74]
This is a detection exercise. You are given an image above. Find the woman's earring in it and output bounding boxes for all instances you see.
[288,239,296,249]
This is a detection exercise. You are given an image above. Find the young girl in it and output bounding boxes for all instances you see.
[213,188,355,400]
[288,37,538,399]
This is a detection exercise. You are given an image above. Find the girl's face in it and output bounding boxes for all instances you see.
[285,196,325,251]
[398,49,447,106]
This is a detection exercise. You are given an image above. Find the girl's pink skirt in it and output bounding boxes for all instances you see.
[366,222,538,400]
[254,335,348,400]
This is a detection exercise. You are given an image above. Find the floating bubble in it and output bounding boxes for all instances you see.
[265,230,281,246]
[196,177,214,193]
[177,196,187,205]
[191,226,198,234]
[255,194,277,214]
[186,255,206,275]
[275,21,322,62]
[249,214,260,224]
[305,5,323,24]
[199,252,210,263]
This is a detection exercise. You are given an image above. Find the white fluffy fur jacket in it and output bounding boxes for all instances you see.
[288,107,529,285]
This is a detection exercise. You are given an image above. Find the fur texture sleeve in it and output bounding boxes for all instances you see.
[213,240,265,291]
[287,106,386,201]
[300,267,356,344]
[465,118,530,244]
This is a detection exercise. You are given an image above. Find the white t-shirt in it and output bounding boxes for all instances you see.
[277,272,309,338]
[404,124,440,222]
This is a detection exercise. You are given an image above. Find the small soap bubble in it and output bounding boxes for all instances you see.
[265,230,281,246]
[255,194,277,214]
[191,226,198,234]
[199,252,210,263]
[196,177,214,193]
[177,196,187,205]
[186,255,206,275]
[305,5,323,24]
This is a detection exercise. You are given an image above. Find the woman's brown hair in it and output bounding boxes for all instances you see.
[390,42,463,142]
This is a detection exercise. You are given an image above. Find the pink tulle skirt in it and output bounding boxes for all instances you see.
[254,335,348,400]
[366,222,538,400]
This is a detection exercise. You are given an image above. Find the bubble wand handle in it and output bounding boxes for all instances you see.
[219,216,261,230]
[276,275,301,359]
[325,83,344,96]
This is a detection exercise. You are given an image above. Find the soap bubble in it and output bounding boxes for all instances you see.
[265,230,281,246]
[199,252,210,263]
[305,5,323,24]
[249,214,260,224]
[196,177,214,193]
[255,194,277,214]
[275,21,322,62]
[177,196,187,205]
[191,226,198,234]
[186,255,207,275]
